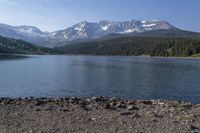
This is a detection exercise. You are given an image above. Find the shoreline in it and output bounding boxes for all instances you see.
[1,97,200,132]
[1,53,200,60]
[61,54,200,60]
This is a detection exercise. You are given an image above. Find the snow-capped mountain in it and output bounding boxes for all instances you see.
[13,25,48,37]
[0,19,176,47]
[0,23,49,45]
[50,20,175,42]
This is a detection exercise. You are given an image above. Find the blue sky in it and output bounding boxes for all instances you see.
[0,0,199,32]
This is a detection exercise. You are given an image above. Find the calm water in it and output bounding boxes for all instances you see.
[0,55,200,103]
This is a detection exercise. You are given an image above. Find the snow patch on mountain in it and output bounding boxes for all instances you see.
[102,25,109,31]
[143,23,156,27]
[121,29,136,34]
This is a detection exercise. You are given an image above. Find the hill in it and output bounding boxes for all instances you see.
[0,36,58,54]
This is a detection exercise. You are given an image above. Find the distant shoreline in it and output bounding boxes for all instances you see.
[0,97,200,132]
[1,53,200,60]
[136,55,200,60]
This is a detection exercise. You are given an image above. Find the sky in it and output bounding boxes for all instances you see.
[0,0,199,32]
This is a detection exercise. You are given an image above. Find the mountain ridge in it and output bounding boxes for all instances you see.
[0,19,178,47]
[50,19,176,42]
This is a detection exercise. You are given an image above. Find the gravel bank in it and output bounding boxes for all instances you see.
[0,97,200,133]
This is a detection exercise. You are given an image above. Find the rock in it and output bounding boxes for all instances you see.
[131,113,141,118]
[142,100,153,105]
[86,105,93,110]
[158,101,165,105]
[169,113,174,117]
[120,112,132,116]
[34,108,41,111]
[91,96,107,102]
[91,97,98,101]
[127,101,135,105]
[173,120,180,124]
[35,101,43,106]
[105,103,111,109]
[62,108,70,112]
[81,105,93,111]
[116,103,125,108]
[88,118,96,121]
[104,102,116,110]
[91,118,96,121]
[182,104,193,109]
[127,105,139,110]
[63,97,70,101]
[78,100,87,105]
[0,98,5,103]
[152,119,159,123]
[1,98,12,105]
[153,111,163,118]
[69,97,79,103]
[190,125,200,132]
[45,107,53,111]
[109,102,116,106]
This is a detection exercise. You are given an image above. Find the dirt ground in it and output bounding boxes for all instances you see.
[0,97,200,133]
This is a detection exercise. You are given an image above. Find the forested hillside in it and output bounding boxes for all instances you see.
[0,36,58,54]
[56,37,200,57]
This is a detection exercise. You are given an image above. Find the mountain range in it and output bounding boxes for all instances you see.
[0,19,179,47]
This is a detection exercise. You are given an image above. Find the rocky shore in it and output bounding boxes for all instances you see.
[0,97,200,133]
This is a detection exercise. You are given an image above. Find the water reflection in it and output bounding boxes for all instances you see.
[0,54,28,60]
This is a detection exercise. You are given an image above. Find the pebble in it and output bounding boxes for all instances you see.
[142,100,153,105]
[62,108,70,112]
[131,113,141,118]
[127,105,138,110]
[190,125,200,133]
[85,105,93,110]
[105,103,111,109]
[116,103,125,108]
[109,102,116,106]
[91,97,98,101]
[127,101,135,105]
[120,112,132,116]
[34,108,41,111]
[88,117,96,121]
[158,101,165,105]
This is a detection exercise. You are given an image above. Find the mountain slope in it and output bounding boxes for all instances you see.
[134,29,200,38]
[0,36,57,54]
[0,23,49,46]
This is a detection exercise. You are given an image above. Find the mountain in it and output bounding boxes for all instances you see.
[134,29,200,38]
[0,20,177,47]
[0,23,49,45]
[50,20,176,42]
[0,35,58,54]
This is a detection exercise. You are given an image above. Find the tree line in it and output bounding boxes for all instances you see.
[58,37,200,57]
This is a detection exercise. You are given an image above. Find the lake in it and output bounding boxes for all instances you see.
[0,55,200,103]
